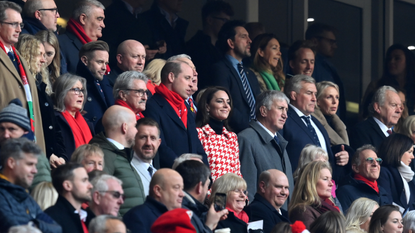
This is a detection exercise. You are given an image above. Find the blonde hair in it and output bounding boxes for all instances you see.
[288,161,332,215]
[345,198,379,233]
[293,144,328,181]
[31,181,58,210]
[70,143,104,166]
[143,59,166,85]
[35,30,61,84]
[16,34,52,94]
[397,114,415,138]
[209,173,247,204]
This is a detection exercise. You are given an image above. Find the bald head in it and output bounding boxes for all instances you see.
[258,169,289,210]
[149,168,184,210]
[116,40,146,72]
[102,106,138,147]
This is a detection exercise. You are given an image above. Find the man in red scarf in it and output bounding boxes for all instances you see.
[336,144,391,212]
[0,1,46,153]
[58,0,106,73]
[143,61,208,169]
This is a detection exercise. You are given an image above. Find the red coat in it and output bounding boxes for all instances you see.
[197,124,242,181]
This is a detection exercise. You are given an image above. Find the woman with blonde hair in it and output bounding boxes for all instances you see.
[397,115,415,143]
[293,144,328,180]
[345,198,379,233]
[143,58,166,94]
[31,182,58,210]
[289,161,340,228]
[70,144,104,172]
[35,30,62,83]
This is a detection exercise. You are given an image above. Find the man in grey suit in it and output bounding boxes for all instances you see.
[131,117,161,196]
[238,90,294,210]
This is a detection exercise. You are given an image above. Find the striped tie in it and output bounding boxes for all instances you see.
[237,63,255,120]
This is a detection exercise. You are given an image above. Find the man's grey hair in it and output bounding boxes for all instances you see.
[72,0,105,20]
[22,0,44,17]
[167,54,192,62]
[88,215,123,233]
[283,74,316,100]
[8,224,42,233]
[113,71,148,99]
[0,138,41,169]
[368,85,398,116]
[172,153,203,169]
[91,174,123,195]
[0,1,22,22]
[255,90,290,117]
[404,210,415,233]
[352,144,377,166]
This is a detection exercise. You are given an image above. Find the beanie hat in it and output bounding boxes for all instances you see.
[151,208,196,233]
[291,221,310,233]
[0,98,31,132]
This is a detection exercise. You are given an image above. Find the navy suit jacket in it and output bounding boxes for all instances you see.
[209,57,261,133]
[142,93,208,168]
[349,117,387,150]
[76,61,114,126]
[58,31,83,73]
[281,106,344,181]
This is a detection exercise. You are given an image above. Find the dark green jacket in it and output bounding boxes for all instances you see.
[90,132,145,215]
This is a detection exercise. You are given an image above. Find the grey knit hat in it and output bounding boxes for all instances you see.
[0,98,31,132]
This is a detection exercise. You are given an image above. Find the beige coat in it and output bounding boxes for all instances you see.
[312,107,349,146]
[0,50,45,152]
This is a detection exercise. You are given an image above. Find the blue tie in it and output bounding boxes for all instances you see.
[301,116,321,147]
[237,63,255,120]
[7,51,19,72]
[273,135,280,145]
[148,166,153,177]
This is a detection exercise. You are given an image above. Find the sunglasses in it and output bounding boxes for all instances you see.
[365,157,383,165]
[100,190,125,200]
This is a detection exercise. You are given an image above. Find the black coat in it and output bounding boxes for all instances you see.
[76,61,114,126]
[58,31,83,73]
[336,175,391,212]
[143,93,208,168]
[349,117,387,150]
[209,57,261,133]
[123,196,168,233]
[216,208,249,233]
[182,192,211,233]
[44,196,84,233]
[248,193,290,233]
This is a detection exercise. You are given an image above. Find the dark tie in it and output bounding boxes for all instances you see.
[148,166,153,177]
[273,135,280,145]
[7,51,19,72]
[301,116,321,147]
[237,63,255,120]
[273,135,286,173]
[387,129,393,135]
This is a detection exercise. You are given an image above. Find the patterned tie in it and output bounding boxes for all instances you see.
[148,166,153,177]
[387,129,393,135]
[301,116,321,147]
[237,63,255,120]
[188,98,196,113]
[7,51,19,72]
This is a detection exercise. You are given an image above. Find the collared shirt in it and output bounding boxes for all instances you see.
[131,154,156,196]
[373,117,392,137]
[74,209,88,222]
[257,120,278,139]
[121,0,142,17]
[225,54,256,105]
[158,6,178,27]
[106,138,124,150]
[5,46,12,53]
[186,96,198,112]
[290,104,327,152]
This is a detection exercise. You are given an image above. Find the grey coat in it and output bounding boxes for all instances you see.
[238,120,294,210]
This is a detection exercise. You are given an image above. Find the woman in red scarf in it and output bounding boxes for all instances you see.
[51,73,94,162]
[210,173,250,233]
[289,161,341,228]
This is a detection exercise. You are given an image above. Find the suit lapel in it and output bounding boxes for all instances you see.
[223,58,250,106]
[311,115,331,149]
[67,32,84,50]
[287,106,316,141]
[155,95,187,130]
[368,117,387,140]
[0,50,23,85]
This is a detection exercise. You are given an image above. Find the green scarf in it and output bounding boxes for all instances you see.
[260,71,280,91]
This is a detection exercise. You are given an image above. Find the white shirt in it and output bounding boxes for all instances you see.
[131,154,156,196]
[289,104,327,152]
[257,120,278,139]
[106,138,124,150]
[373,117,392,137]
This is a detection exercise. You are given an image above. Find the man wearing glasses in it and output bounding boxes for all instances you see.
[21,0,59,34]
[306,23,347,121]
[336,144,391,212]
[0,1,46,154]
[88,174,125,218]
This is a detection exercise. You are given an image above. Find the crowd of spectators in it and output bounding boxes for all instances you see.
[1,0,415,233]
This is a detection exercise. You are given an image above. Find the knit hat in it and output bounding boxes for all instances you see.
[291,221,310,233]
[151,208,196,233]
[0,98,31,132]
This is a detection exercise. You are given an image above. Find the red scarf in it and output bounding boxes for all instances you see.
[0,41,35,132]
[61,110,93,148]
[226,207,249,223]
[66,18,111,75]
[147,80,156,95]
[115,99,144,120]
[323,198,340,212]
[354,173,379,193]
[155,84,187,128]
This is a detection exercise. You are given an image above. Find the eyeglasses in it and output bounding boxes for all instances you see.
[232,189,248,196]
[38,8,59,15]
[0,21,24,29]
[212,16,229,23]
[317,36,337,46]
[69,87,85,95]
[365,157,383,165]
[100,190,125,201]
[124,89,147,97]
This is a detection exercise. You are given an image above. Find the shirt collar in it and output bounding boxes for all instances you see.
[5,46,13,53]
[256,120,277,138]
[372,117,391,136]
[133,152,153,168]
[289,104,308,117]
[158,6,178,26]
[106,138,125,150]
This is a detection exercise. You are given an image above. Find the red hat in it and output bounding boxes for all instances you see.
[151,208,197,233]
[291,221,310,233]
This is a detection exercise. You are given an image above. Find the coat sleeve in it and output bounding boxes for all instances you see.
[289,206,316,229]
[35,212,63,233]
[238,133,257,202]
